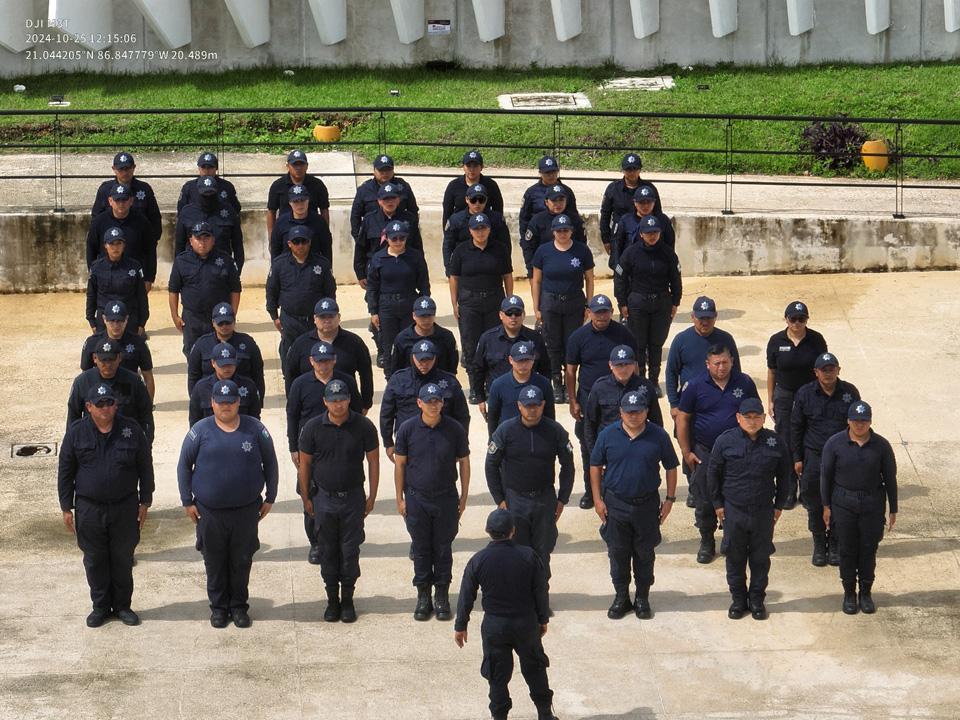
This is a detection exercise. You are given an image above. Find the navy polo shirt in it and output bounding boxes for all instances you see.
[175,202,244,271]
[350,176,419,240]
[583,373,663,453]
[599,178,662,245]
[365,247,431,313]
[613,240,682,308]
[285,369,362,452]
[395,415,470,494]
[269,213,333,261]
[590,420,679,497]
[178,176,241,214]
[91,177,162,242]
[393,323,460,375]
[470,325,551,400]
[265,251,337,320]
[485,371,555,436]
[821,429,898,514]
[522,209,587,274]
[448,239,512,291]
[707,427,791,510]
[283,327,374,407]
[485,416,575,504]
[442,208,511,273]
[353,208,423,281]
[380,367,471,447]
[167,248,241,320]
[299,410,379,493]
[519,180,579,239]
[565,320,638,396]
[81,331,153,374]
[532,240,595,296]
[189,372,261,428]
[766,328,828,393]
[187,331,264,401]
[790,378,860,461]
[441,173,504,226]
[678,369,760,450]
[86,209,158,282]
[665,326,741,408]
[267,173,330,216]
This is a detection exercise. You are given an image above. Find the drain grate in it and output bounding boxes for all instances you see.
[497,92,591,110]
[11,443,57,458]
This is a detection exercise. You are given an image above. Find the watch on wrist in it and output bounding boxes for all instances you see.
[664,495,676,503]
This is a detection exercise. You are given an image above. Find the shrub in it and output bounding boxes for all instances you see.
[797,114,869,171]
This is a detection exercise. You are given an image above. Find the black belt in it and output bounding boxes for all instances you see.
[835,486,882,499]
[728,501,770,512]
[545,291,578,301]
[608,489,658,505]
[508,487,548,498]
[284,311,313,323]
[317,487,362,499]
[462,288,501,297]
[382,292,412,300]
[76,492,137,506]
[632,292,662,300]
[408,487,457,499]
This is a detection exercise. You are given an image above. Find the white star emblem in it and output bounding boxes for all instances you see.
[313,265,322,275]
[641,188,650,196]
[97,386,107,395]
[570,257,581,267]
[329,382,342,392]
[292,186,304,195]
[319,344,328,353]
[733,388,743,398]
[220,191,228,199]
[526,388,537,397]
[128,269,136,277]
[856,404,865,413]
[700,301,709,310]
[469,152,477,159]
[596,297,606,305]
[438,379,449,389]
[136,190,145,200]
[111,303,120,312]
[767,437,777,447]
[203,154,212,162]
[617,349,626,358]
[628,394,638,403]
[125,344,134,354]
[822,354,831,361]
[242,441,252,452]
[321,300,329,309]
[628,156,636,163]
[795,303,803,310]
[842,393,852,403]
[420,299,430,308]
[110,228,120,237]
[220,348,230,358]
[557,216,567,224]
[294,151,303,158]
[122,427,132,438]
[220,209,228,218]
[519,344,528,353]
[419,343,429,352]
[218,306,228,315]
[384,184,393,192]
[119,155,128,162]
[545,158,553,166]
[238,387,248,397]
[637,386,647,395]
[509,297,518,305]
[220,386,230,395]
[380,156,388,163]
[239,343,246,350]
[646,217,656,226]
[215,258,224,267]
[427,385,437,394]
[391,223,401,232]
[103,342,112,351]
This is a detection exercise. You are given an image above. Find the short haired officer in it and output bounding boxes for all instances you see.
[485,340,555,436]
[599,153,662,258]
[822,402,898,615]
[80,300,155,401]
[485,384,574,583]
[521,185,587,278]
[58,383,153,628]
[298,380,380,623]
[565,294,638,509]
[90,151,162,244]
[177,379,279,629]
[609,184,675,270]
[265,223,336,362]
[174,175,245,272]
[707,398,791,621]
[590,392,679,620]
[441,149,505,228]
[353,183,424,292]
[583,344,663,457]
[85,226,149,336]
[350,153,419,243]
[392,295,460,375]
[266,148,330,237]
[177,151,241,214]
[676,344,760,564]
[188,342,262,428]
[518,154,580,241]
[168,221,241,358]
[186,302,265,401]
[86,182,158,291]
[441,183,512,274]
[791,352,860,567]
[269,184,334,261]
[454,508,558,720]
[395,383,471,621]
[67,338,154,444]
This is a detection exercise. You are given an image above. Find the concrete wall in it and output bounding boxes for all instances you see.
[4,206,960,294]
[3,0,960,76]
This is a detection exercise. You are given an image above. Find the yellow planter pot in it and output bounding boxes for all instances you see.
[861,140,888,172]
[313,125,341,142]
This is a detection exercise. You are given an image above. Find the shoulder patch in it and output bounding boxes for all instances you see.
[262,428,270,439]
[487,441,498,455]
[565,441,574,454]
[188,428,197,440]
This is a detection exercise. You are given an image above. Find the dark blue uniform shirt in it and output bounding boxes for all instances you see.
[178,176,240,214]
[174,201,245,272]
[821,429,898,514]
[485,371,555,436]
[613,240,682,308]
[610,210,675,269]
[707,427,791,510]
[790,379,860,462]
[393,323,460,375]
[678,369,760,450]
[583,373,663,453]
[189,373,262,428]
[532,240,595,296]
[269,213,333,262]
[599,178,663,246]
[442,174,504,226]
[167,248,241,320]
[449,239,512,290]
[471,325,550,401]
[379,367,470,447]
[187,331,265,400]
[442,208,511,273]
[66,367,154,443]
[85,255,149,330]
[91,177,162,242]
[766,328,828,393]
[286,369,362,452]
[485,416,574,505]
[265,251,337,320]
[518,180,579,239]
[353,208,423,281]
[566,321,638,396]
[665,326,741,408]
[395,415,470,493]
[86,210,158,282]
[284,327,374,407]
[365,247,431,313]
[590,421,679,497]
[350,177,419,240]
[267,173,330,217]
[522,209,587,276]
[299,410,380,493]
[81,331,153,374]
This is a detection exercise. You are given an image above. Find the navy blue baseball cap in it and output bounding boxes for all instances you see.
[413,296,437,316]
[538,156,559,172]
[848,401,872,421]
[519,385,544,406]
[634,185,657,202]
[545,184,568,201]
[93,338,122,359]
[621,391,649,412]
[103,226,125,244]
[287,149,308,164]
[501,295,525,312]
[324,379,350,401]
[113,152,135,169]
[197,151,218,168]
[212,342,238,366]
[469,213,491,229]
[310,341,336,361]
[109,183,132,201]
[621,153,642,170]
[486,508,514,537]
[739,398,764,415]
[373,154,394,170]
[551,213,572,230]
[609,345,636,365]
[411,339,437,359]
[418,383,443,401]
[212,302,235,323]
[589,294,613,313]
[86,383,117,403]
[288,184,309,201]
[314,298,339,316]
[287,225,313,242]
[385,220,409,238]
[103,300,128,321]
[191,221,215,237]
[693,296,717,318]
[462,150,483,165]
[786,301,809,318]
[510,341,536,361]
[815,352,840,369]
[465,183,487,199]
[639,215,662,234]
[378,183,401,199]
[212,379,239,403]
[197,176,218,195]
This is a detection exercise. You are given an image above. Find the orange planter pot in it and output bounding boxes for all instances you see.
[861,140,888,172]
[313,125,341,142]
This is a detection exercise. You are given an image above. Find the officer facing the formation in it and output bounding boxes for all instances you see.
[265,223,337,361]
[522,185,587,278]
[484,341,555,435]
[188,342,262,428]
[821,402,898,615]
[609,184,675,270]
[707,398,791,621]
[441,150,505,226]
[58,383,153,628]
[392,296,460,375]
[80,300,155,401]
[442,183,512,273]
[518,154,579,240]
[174,176,245,271]
[676,344,760,564]
[583,344,663,456]
[394,383,471,621]
[454,508,557,720]
[590,392,679,620]
[187,303,265,401]
[599,153,662,257]
[177,379,279,628]
[485,385,574,583]
[91,151,162,243]
[177,151,241,214]
[85,227,149,334]
[298,380,380,623]
[168,222,241,357]
[350,153,419,242]
[269,184,334,261]
[86,183,158,290]
[266,148,330,236]
[790,352,860,567]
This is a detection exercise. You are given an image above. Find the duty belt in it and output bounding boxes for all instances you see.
[508,487,548,498]
[318,487,361,499]
[728,501,770,512]
[382,292,412,300]
[463,288,500,297]
[407,487,457,499]
[609,489,657,505]
[632,292,662,300]
[285,311,313,323]
[834,486,882,499]
[545,291,575,301]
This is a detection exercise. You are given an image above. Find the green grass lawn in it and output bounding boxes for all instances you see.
[2,62,959,178]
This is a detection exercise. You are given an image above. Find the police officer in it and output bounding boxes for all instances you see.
[91,151,162,243]
[610,185,675,270]
[80,300,155,401]
[177,151,241,214]
[266,148,330,237]
[791,352,860,567]
[486,385,573,584]
[269,184,334,261]
[283,298,374,410]
[58,383,153,628]
[471,295,550,411]
[522,185,587,278]
[532,213,595,403]
[266,224,337,362]
[353,183,424,288]
[583,345,662,456]
[168,222,241,358]
[485,341,555,436]
[85,227,149,334]
[298,380,380,623]
[518,155,580,241]
[86,183,157,290]
[395,382,470,621]
[599,153,662,259]
[188,342,261,427]
[707,398,791,621]
[614,214,682,391]
[350,153,419,242]
[177,379,279,628]
[392,296,460,375]
[821,402,898,615]
[449,212,513,396]
[187,303,265,401]
[174,176,245,272]
[380,340,470,461]
[565,294,638,509]
[676,344,760,564]
[442,150,505,227]
[67,338,154,444]
[442,183,512,273]
[590,393,679,620]
[454,508,558,720]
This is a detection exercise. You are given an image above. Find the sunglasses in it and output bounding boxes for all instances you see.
[788,316,808,323]
[94,398,116,408]
[289,237,310,245]
[468,196,487,204]
[503,309,523,318]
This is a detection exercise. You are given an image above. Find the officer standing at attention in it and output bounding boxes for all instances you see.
[177,379,279,628]
[298,380,380,623]
[86,183,157,291]
[177,151,241,214]
[350,154,419,243]
[269,184,334,261]
[168,222,241,359]
[522,186,587,278]
[707,398,791,621]
[676,345,760,564]
[91,151,162,244]
[395,383,471,621]
[85,227,149,335]
[265,224,336,362]
[442,150,505,227]
[353,183,424,291]
[821,401,897,615]
[442,183,512,273]
[583,345,662,457]
[174,176,245,272]
[266,149,330,237]
[486,385,573,583]
[599,153,662,260]
[590,393,679,620]
[187,303,265,401]
[454,508,558,720]
[58,383,153,628]
[485,341,555,436]
[188,342,261,427]
[565,294,638,509]
[609,185,675,270]
[392,296,460,375]
[80,301,155,402]
[531,213,595,403]
[518,155,580,241]
[791,352,860,567]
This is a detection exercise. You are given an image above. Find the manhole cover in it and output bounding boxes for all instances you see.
[11,442,57,458]
[497,92,591,110]
[599,76,675,92]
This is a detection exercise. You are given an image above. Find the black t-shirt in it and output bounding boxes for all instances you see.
[299,410,379,493]
[766,328,828,392]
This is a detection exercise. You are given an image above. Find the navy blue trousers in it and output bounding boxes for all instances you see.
[599,489,661,588]
[720,503,776,602]
[481,612,553,717]
[405,489,459,586]
[313,489,366,586]
[75,494,140,612]
[196,499,261,613]
[831,488,886,585]
[505,488,559,580]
